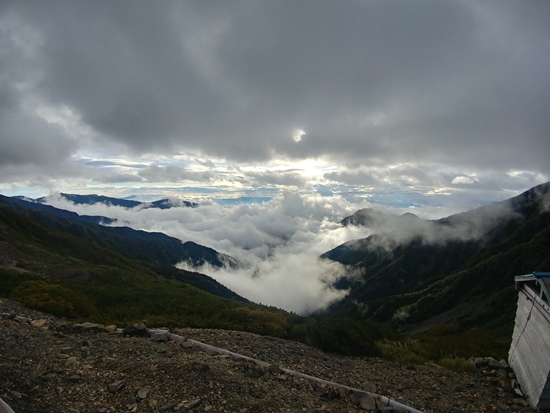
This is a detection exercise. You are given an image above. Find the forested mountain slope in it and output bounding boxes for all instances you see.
[0,195,245,305]
[3,195,236,268]
[323,182,550,333]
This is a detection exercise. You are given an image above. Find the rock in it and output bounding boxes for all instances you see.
[269,364,283,374]
[498,376,512,391]
[185,399,201,409]
[351,391,377,411]
[31,319,47,328]
[361,381,378,393]
[68,375,81,382]
[397,396,413,407]
[72,323,108,334]
[123,323,150,338]
[152,332,169,342]
[474,357,489,368]
[338,387,350,399]
[149,399,158,408]
[315,385,327,397]
[105,325,117,333]
[158,403,177,411]
[15,316,31,324]
[180,340,195,349]
[137,385,150,399]
[488,358,503,370]
[108,380,127,393]
[65,357,78,367]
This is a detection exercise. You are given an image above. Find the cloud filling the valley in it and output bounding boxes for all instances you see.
[42,192,379,314]
[39,185,544,314]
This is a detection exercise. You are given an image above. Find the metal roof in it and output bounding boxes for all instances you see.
[515,272,550,304]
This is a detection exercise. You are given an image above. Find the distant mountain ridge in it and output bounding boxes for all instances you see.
[341,208,422,229]
[26,193,199,209]
[323,181,550,334]
[0,195,246,303]
[3,195,237,270]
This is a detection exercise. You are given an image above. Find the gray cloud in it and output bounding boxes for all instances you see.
[0,0,549,213]
[94,173,143,184]
[138,165,214,183]
[1,1,548,169]
[244,171,307,188]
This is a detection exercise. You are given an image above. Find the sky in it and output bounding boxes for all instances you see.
[1,1,549,313]
[0,0,548,210]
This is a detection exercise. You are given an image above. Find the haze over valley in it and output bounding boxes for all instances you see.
[25,181,550,320]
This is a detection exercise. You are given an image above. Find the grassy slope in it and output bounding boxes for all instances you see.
[0,200,294,336]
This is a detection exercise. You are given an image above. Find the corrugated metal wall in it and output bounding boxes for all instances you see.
[509,286,550,411]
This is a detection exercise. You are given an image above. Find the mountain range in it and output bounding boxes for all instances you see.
[323,181,550,335]
[1,182,549,360]
[5,194,234,269]
[18,193,198,209]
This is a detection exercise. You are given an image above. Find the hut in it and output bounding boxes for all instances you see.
[509,272,550,412]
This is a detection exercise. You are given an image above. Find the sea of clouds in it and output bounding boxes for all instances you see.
[43,192,378,314]
[40,188,529,315]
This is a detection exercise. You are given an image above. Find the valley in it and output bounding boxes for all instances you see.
[1,182,549,376]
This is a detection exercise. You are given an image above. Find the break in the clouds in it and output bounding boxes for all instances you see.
[0,0,549,211]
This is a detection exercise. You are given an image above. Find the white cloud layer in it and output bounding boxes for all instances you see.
[42,192,377,314]
[36,180,549,314]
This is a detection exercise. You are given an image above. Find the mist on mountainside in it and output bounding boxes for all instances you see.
[322,182,550,331]
[35,182,550,316]
[39,192,375,314]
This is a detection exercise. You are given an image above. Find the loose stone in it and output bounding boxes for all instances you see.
[138,385,150,399]
[108,380,127,393]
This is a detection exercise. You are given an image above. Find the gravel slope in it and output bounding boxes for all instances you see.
[0,299,533,413]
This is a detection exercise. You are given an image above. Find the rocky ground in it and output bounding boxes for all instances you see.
[0,299,535,413]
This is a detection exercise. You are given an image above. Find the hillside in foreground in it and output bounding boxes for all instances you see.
[0,299,533,413]
[0,194,296,336]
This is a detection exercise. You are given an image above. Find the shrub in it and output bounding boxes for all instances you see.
[375,339,428,364]
[10,280,97,318]
[218,307,290,337]
[438,357,476,373]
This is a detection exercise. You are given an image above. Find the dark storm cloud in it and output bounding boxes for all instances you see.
[0,0,549,182]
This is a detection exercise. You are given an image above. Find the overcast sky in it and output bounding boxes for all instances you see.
[1,0,549,212]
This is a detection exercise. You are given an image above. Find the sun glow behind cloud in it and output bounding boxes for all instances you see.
[292,129,306,142]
